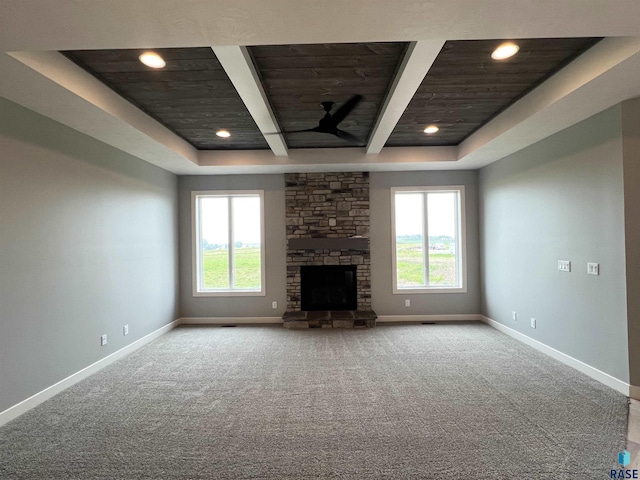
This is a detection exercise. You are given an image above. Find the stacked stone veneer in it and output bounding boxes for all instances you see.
[286,172,371,311]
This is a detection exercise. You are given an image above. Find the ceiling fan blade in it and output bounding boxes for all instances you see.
[331,95,363,126]
[264,128,319,135]
[334,129,361,144]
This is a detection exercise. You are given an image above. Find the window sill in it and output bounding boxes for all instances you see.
[193,290,266,297]
[393,286,467,294]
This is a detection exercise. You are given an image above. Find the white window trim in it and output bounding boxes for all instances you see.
[390,185,467,294]
[191,190,266,297]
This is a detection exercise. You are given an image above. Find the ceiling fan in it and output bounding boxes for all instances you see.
[267,95,363,144]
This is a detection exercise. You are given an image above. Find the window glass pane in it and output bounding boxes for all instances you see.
[200,196,229,290]
[231,196,261,290]
[427,192,457,286]
[395,193,425,287]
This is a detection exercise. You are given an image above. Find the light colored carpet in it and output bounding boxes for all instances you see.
[0,322,628,479]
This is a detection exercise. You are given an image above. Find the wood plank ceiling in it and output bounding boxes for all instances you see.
[63,47,269,150]
[249,43,406,148]
[62,38,599,152]
[385,38,600,146]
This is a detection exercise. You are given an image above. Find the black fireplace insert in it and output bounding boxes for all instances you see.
[300,265,357,311]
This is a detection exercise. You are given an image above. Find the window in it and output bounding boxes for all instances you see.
[391,186,466,293]
[192,190,265,296]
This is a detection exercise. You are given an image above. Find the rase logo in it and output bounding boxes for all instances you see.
[610,450,638,479]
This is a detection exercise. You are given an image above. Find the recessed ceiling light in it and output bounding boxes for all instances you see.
[491,42,520,60]
[216,130,231,138]
[138,52,166,68]
[424,125,439,134]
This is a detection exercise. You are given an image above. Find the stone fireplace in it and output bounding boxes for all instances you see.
[283,172,376,328]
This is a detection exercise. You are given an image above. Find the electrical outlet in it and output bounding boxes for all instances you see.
[587,263,599,276]
[530,318,536,329]
[123,325,129,336]
[405,299,411,307]
[272,301,278,309]
[100,334,108,346]
[558,260,571,272]
[512,311,517,321]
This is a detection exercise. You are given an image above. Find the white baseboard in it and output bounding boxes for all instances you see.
[0,319,180,428]
[377,314,482,323]
[180,315,479,325]
[479,315,632,397]
[2,315,635,428]
[179,316,283,325]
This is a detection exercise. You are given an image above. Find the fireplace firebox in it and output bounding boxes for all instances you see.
[300,265,357,311]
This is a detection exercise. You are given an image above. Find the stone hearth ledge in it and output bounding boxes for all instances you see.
[283,310,377,329]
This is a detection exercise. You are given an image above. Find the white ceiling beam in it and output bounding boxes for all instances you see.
[212,45,287,157]
[197,146,458,174]
[366,41,444,154]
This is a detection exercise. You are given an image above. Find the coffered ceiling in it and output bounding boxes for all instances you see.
[2,1,640,174]
[63,39,597,152]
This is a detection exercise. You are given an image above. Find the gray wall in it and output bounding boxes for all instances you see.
[0,98,179,413]
[180,172,478,319]
[370,171,480,316]
[479,106,629,382]
[178,175,287,318]
[621,98,640,386]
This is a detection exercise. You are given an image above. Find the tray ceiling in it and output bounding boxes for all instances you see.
[63,38,599,152]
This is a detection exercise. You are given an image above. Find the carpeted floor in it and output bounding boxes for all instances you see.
[0,322,629,479]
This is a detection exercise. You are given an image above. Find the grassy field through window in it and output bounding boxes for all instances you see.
[396,242,456,287]
[202,247,261,290]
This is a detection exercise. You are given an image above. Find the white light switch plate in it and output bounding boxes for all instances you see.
[587,263,599,275]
